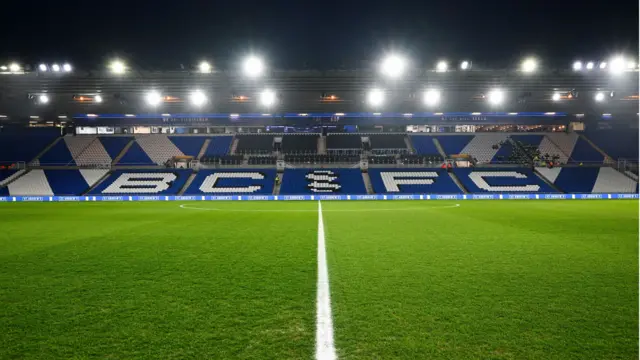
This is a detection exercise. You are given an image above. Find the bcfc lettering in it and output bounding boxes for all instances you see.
[306,170,342,193]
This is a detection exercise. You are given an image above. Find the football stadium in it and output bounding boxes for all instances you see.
[0,55,638,359]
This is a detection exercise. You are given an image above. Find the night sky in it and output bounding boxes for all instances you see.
[0,0,637,70]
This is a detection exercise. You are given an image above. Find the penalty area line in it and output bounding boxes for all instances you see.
[316,201,337,360]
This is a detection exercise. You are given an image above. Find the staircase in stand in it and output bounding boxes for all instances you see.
[448,171,468,194]
[229,137,239,155]
[178,172,198,195]
[404,136,415,154]
[273,172,284,195]
[361,171,374,194]
[197,139,211,160]
[111,139,135,165]
[433,137,447,158]
[29,137,63,166]
[82,171,112,195]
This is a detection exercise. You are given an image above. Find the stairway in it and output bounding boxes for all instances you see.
[578,133,613,164]
[229,137,239,155]
[197,139,211,160]
[0,169,28,189]
[112,139,135,165]
[432,137,447,158]
[404,136,415,154]
[533,167,563,193]
[318,136,327,155]
[178,172,197,195]
[448,172,468,194]
[361,171,374,194]
[273,172,284,195]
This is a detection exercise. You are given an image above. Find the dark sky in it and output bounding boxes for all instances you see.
[0,0,637,70]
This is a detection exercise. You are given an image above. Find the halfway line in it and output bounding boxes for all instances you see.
[316,201,337,360]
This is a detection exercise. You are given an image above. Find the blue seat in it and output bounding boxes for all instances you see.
[454,168,558,193]
[90,170,192,195]
[185,169,276,195]
[280,169,366,194]
[368,168,462,194]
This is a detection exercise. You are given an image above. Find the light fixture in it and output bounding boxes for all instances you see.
[552,92,561,101]
[423,90,441,107]
[9,63,20,72]
[243,56,264,77]
[199,61,212,73]
[63,63,72,72]
[380,54,407,78]
[487,89,505,105]
[521,58,537,73]
[367,89,385,107]
[436,61,448,72]
[609,56,625,74]
[110,60,126,74]
[94,95,103,103]
[0,66,7,71]
[190,90,208,106]
[259,89,276,107]
[39,64,47,72]
[572,61,582,71]
[52,64,60,72]
[599,62,607,70]
[38,95,49,104]
[586,62,595,70]
[145,91,162,106]
[594,92,605,102]
[460,61,470,70]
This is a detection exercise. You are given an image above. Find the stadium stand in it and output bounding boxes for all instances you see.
[368,134,407,154]
[99,137,133,160]
[38,138,76,165]
[90,170,192,195]
[203,136,233,156]
[368,155,397,165]
[7,170,54,195]
[282,134,318,154]
[410,136,440,155]
[538,166,638,193]
[0,128,59,164]
[459,133,509,163]
[400,154,444,166]
[435,135,474,156]
[135,135,184,164]
[64,136,112,166]
[326,134,362,153]
[0,169,25,195]
[116,142,155,165]
[368,168,462,194]
[168,136,208,157]
[235,135,275,155]
[285,154,360,164]
[248,156,277,165]
[584,128,639,160]
[454,168,558,193]
[540,133,578,164]
[185,169,276,194]
[44,169,109,195]
[201,155,244,165]
[280,169,367,194]
[569,137,605,163]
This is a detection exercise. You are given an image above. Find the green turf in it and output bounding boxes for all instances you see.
[0,200,637,359]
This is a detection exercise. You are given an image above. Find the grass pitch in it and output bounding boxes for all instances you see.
[0,200,637,359]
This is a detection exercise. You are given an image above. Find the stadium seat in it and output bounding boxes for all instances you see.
[89,170,192,195]
[135,135,184,164]
[368,168,462,194]
[435,135,474,156]
[204,136,234,156]
[454,168,558,193]
[169,136,209,157]
[185,169,276,194]
[410,136,440,155]
[280,169,366,194]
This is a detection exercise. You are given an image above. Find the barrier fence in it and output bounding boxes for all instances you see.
[0,193,637,202]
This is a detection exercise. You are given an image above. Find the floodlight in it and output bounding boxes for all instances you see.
[38,95,49,104]
[39,64,47,72]
[199,61,212,73]
[599,62,607,69]
[423,90,441,107]
[110,60,126,74]
[521,58,537,73]
[460,61,470,70]
[0,66,6,71]
[552,92,561,101]
[487,89,505,105]
[243,56,264,77]
[367,89,385,107]
[586,62,594,70]
[145,91,162,106]
[95,95,103,103]
[380,54,407,77]
[52,64,60,72]
[572,61,582,71]
[9,63,20,72]
[190,90,208,106]
[63,63,72,72]
[609,56,625,74]
[436,61,448,72]
[259,89,276,107]
[594,92,605,102]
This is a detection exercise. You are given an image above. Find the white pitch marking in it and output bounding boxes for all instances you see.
[178,203,461,212]
[316,201,337,360]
